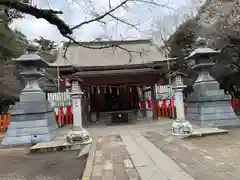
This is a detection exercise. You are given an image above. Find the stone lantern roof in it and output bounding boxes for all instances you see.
[185,37,221,60]
[185,37,221,72]
[186,47,220,60]
[13,45,49,68]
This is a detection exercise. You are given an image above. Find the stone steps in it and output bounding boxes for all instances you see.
[99,111,137,123]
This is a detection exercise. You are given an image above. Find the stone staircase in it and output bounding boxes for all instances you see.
[98,110,137,124]
[99,112,111,124]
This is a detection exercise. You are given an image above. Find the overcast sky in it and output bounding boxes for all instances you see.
[10,0,201,43]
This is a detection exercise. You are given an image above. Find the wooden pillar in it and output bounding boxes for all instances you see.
[141,85,147,117]
[151,84,157,120]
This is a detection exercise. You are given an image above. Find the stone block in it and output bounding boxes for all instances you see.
[114,164,128,180]
[186,100,239,128]
[111,154,122,164]
[95,150,103,158]
[92,166,103,177]
[126,169,140,180]
[103,151,111,161]
[103,160,113,170]
[123,159,134,169]
[2,111,57,146]
[102,170,114,180]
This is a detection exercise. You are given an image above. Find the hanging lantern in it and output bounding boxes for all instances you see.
[104,86,107,93]
[97,86,100,94]
[109,86,112,94]
[117,88,120,95]
[91,86,94,94]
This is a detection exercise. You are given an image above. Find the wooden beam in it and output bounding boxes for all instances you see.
[80,74,162,86]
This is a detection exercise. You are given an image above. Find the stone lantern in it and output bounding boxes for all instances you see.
[171,71,193,135]
[1,45,58,146]
[171,71,187,120]
[185,37,239,127]
[66,75,92,145]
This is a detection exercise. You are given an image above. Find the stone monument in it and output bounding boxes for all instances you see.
[185,38,239,127]
[1,45,58,146]
[66,76,92,145]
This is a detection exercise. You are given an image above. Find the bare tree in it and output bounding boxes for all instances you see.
[150,4,198,73]
[1,0,179,51]
[194,0,240,48]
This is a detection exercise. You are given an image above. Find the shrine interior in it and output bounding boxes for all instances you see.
[89,86,139,113]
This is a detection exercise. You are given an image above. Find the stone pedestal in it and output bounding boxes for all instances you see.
[186,72,239,127]
[185,39,239,128]
[2,46,57,146]
[66,80,92,145]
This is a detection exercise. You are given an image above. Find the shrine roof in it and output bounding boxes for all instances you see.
[49,39,171,68]
[73,68,158,77]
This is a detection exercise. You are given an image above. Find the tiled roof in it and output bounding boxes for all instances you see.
[49,39,167,67]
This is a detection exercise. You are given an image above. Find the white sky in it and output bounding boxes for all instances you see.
[10,0,202,43]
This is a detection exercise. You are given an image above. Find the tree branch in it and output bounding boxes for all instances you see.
[0,0,72,36]
[108,13,141,31]
[70,0,129,30]
[64,35,144,62]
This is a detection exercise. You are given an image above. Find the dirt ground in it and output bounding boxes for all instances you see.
[185,128,240,168]
[144,129,240,180]
[0,149,87,180]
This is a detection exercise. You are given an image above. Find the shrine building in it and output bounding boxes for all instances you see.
[49,39,176,124]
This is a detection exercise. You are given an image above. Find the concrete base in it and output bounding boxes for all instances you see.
[1,87,58,146]
[66,128,92,145]
[186,100,240,128]
[186,76,240,128]
[2,104,57,146]
[190,128,228,137]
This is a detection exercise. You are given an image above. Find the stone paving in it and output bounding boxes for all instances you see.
[91,135,140,180]
[122,131,194,180]
[85,119,196,180]
[144,131,240,180]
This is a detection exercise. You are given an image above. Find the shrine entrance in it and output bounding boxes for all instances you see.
[49,39,177,124]
[104,87,123,112]
[87,84,141,123]
[96,86,138,112]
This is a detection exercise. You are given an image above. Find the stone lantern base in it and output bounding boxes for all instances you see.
[172,119,193,137]
[1,91,57,146]
[186,81,240,128]
[66,128,92,145]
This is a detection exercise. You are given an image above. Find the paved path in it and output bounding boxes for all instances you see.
[122,132,194,180]
[83,120,196,180]
[89,135,141,180]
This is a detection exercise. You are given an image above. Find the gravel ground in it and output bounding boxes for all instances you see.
[144,130,240,180]
[0,149,87,180]
[185,128,240,168]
